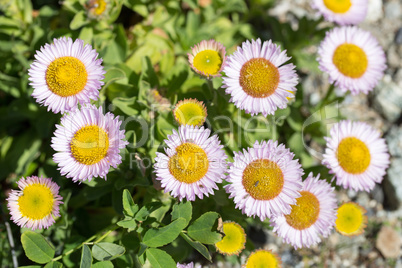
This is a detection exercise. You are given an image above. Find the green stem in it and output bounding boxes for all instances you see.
[52,225,120,261]
[318,84,335,109]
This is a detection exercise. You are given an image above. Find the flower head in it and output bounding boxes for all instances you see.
[177,262,201,268]
[173,99,207,127]
[215,221,246,256]
[272,173,337,249]
[154,125,227,201]
[322,120,390,192]
[51,104,128,182]
[28,37,105,114]
[222,38,298,117]
[7,176,63,230]
[312,0,368,25]
[243,249,281,268]
[318,26,386,95]
[86,0,108,18]
[335,202,367,236]
[188,40,226,78]
[225,140,303,221]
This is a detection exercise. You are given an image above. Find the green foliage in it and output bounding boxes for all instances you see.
[188,212,222,245]
[92,243,125,261]
[21,231,55,264]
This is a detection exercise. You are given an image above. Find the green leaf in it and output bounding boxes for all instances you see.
[180,233,212,262]
[145,248,176,268]
[122,189,139,217]
[92,242,126,261]
[80,244,92,268]
[142,218,187,248]
[92,261,114,268]
[187,212,222,244]
[21,231,55,264]
[70,10,89,30]
[43,262,63,268]
[117,218,137,230]
[135,202,162,222]
[171,201,192,227]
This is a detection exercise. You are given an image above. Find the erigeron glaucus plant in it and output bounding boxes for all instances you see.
[2,0,392,267]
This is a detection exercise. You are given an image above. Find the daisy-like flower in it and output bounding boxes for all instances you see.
[215,221,246,256]
[312,0,368,25]
[318,26,386,95]
[7,176,63,230]
[188,39,226,78]
[173,99,207,127]
[154,125,227,201]
[51,104,128,182]
[177,262,201,268]
[225,140,303,221]
[335,202,367,236]
[243,249,281,268]
[28,37,105,114]
[222,38,298,117]
[322,120,390,192]
[86,0,108,18]
[271,173,337,249]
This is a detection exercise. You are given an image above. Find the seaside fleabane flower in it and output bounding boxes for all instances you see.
[188,39,226,78]
[215,221,246,256]
[86,0,108,18]
[28,37,105,114]
[173,99,207,127]
[177,262,201,268]
[335,202,367,236]
[312,0,368,25]
[7,176,63,230]
[225,140,303,221]
[322,120,390,192]
[318,26,386,95]
[243,249,281,268]
[271,173,337,249]
[222,38,298,117]
[154,125,227,201]
[51,104,128,182]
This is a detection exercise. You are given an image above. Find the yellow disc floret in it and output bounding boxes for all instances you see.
[173,99,207,127]
[93,0,107,15]
[18,184,54,220]
[215,221,246,256]
[245,249,281,268]
[335,202,367,236]
[323,0,352,13]
[46,56,88,97]
[168,142,209,184]
[193,50,223,76]
[240,58,280,98]
[333,44,368,78]
[336,137,371,174]
[242,159,284,201]
[285,191,320,230]
[70,125,109,165]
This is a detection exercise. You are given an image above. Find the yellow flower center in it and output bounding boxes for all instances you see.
[285,191,320,230]
[323,0,352,13]
[246,250,280,268]
[93,0,107,15]
[215,222,246,256]
[174,100,207,126]
[239,58,280,98]
[336,137,371,174]
[332,44,368,78]
[242,159,284,200]
[46,56,88,97]
[193,50,222,76]
[335,202,366,236]
[168,142,209,184]
[70,125,109,165]
[18,183,54,220]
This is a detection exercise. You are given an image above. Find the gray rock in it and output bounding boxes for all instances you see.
[386,125,402,158]
[365,0,383,22]
[387,158,402,203]
[396,27,402,45]
[387,44,402,69]
[384,0,402,20]
[376,225,401,259]
[374,79,402,123]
